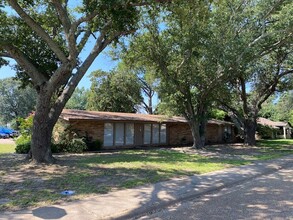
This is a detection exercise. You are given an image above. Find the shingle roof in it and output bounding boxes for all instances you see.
[257,117,288,128]
[60,109,233,125]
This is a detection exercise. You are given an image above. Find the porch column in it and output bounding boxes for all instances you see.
[283,127,287,139]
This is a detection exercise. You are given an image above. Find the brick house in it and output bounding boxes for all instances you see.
[56,109,236,149]
[257,117,292,139]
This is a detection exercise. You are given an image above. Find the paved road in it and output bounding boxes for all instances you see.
[136,166,293,220]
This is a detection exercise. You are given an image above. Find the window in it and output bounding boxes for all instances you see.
[125,123,134,145]
[104,122,167,147]
[115,123,124,146]
[152,124,159,144]
[160,124,167,143]
[144,124,151,144]
[104,123,113,146]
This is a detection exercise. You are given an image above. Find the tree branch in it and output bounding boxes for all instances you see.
[51,0,71,34]
[51,0,78,62]
[7,0,68,63]
[0,43,48,86]
[77,29,91,54]
[263,0,285,19]
[0,52,13,58]
[239,77,249,117]
[54,29,134,111]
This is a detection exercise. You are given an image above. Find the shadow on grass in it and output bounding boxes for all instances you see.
[1,142,292,211]
[0,149,249,211]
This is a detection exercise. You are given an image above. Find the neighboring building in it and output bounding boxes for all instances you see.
[257,117,292,139]
[56,109,236,149]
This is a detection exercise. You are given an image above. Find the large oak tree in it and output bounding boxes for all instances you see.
[217,0,293,145]
[123,1,242,149]
[0,0,167,163]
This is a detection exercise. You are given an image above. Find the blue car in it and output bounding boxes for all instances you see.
[0,132,9,139]
[0,127,16,138]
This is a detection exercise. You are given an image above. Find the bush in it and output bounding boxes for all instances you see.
[51,143,62,153]
[15,142,31,154]
[15,120,88,154]
[15,135,31,154]
[63,138,87,153]
[257,124,277,139]
[92,139,103,150]
[85,139,103,151]
[53,126,87,153]
[15,135,87,154]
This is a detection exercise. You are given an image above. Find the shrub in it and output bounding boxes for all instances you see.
[17,115,33,137]
[257,124,277,139]
[15,135,31,154]
[15,115,33,154]
[86,139,103,151]
[83,135,103,151]
[51,143,63,153]
[15,142,31,154]
[66,138,87,153]
[54,125,87,153]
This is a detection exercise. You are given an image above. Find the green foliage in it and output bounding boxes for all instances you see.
[289,110,293,126]
[0,78,36,123]
[15,115,34,154]
[83,137,103,151]
[209,109,227,120]
[1,6,62,85]
[256,124,277,139]
[65,87,88,110]
[213,0,293,144]
[15,116,87,154]
[122,1,236,147]
[58,138,88,153]
[15,136,31,154]
[87,68,143,113]
[53,124,88,153]
[17,115,34,137]
[259,91,293,124]
[1,0,164,162]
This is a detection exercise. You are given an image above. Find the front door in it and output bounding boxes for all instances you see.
[134,124,143,146]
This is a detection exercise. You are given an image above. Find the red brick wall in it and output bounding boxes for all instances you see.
[168,123,235,145]
[206,124,223,143]
[55,119,236,148]
[68,120,104,142]
[168,123,193,145]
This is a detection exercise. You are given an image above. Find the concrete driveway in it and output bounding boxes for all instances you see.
[0,138,15,144]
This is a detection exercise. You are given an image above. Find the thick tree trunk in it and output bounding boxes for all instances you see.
[30,114,55,163]
[244,118,257,146]
[29,91,57,163]
[190,121,205,149]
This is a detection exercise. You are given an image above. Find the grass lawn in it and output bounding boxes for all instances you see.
[255,139,293,160]
[0,139,292,211]
[0,141,15,154]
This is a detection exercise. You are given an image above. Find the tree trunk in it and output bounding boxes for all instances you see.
[189,121,205,149]
[30,115,55,163]
[244,118,257,146]
[29,91,56,163]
